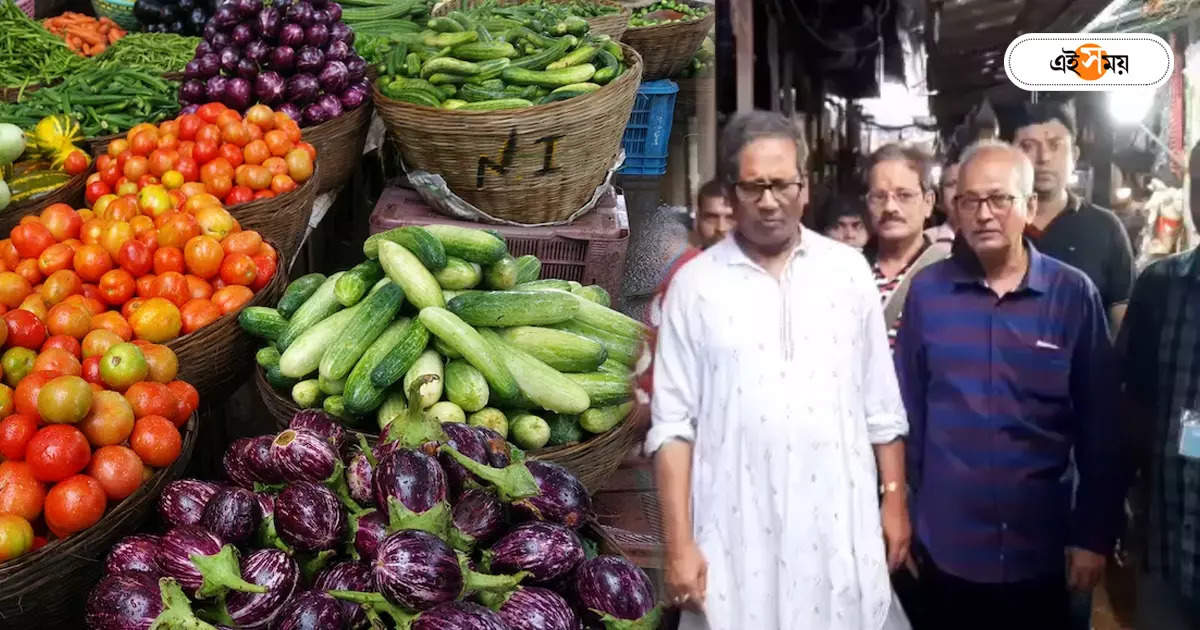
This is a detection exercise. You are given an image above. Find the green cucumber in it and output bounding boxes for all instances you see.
[546,45,598,71]
[276,272,345,351]
[514,255,541,284]
[478,329,590,414]
[551,319,640,367]
[421,225,508,264]
[516,278,572,291]
[264,364,299,390]
[510,36,572,70]
[364,225,448,270]
[564,372,631,407]
[370,318,431,389]
[239,307,289,341]
[335,259,386,306]
[343,318,416,415]
[468,407,508,438]
[434,257,483,289]
[378,240,445,309]
[278,304,362,379]
[418,307,519,402]
[597,358,633,378]
[483,256,519,290]
[292,379,324,408]
[443,99,469,110]
[429,73,468,85]
[256,346,281,368]
[448,290,578,327]
[319,282,407,381]
[428,16,464,32]
[546,413,583,446]
[509,413,550,450]
[277,273,326,318]
[458,98,533,110]
[377,390,407,429]
[404,349,444,409]
[323,395,350,420]
[444,359,489,412]
[571,284,611,307]
[451,41,517,60]
[579,401,634,434]
[459,83,510,103]
[499,326,606,372]
[425,400,466,424]
[433,336,462,359]
[420,55,480,78]
[502,64,596,88]
[535,289,648,339]
[319,373,346,396]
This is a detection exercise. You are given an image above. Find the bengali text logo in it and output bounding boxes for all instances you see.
[1005,33,1172,91]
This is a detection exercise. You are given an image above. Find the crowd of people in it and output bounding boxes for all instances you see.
[640,105,1200,630]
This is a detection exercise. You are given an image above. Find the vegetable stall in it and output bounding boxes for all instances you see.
[0,0,711,626]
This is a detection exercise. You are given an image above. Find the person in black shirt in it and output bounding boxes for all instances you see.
[1011,100,1135,331]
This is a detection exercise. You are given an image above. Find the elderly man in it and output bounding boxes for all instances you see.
[863,144,951,349]
[649,110,911,629]
[895,140,1124,630]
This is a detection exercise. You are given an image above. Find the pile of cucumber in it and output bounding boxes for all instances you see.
[238,223,647,453]
[370,7,628,110]
[628,0,711,27]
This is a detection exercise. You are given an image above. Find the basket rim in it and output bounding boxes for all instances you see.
[0,413,198,577]
[372,43,643,117]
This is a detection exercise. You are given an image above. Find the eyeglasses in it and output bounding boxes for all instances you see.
[865,189,926,208]
[954,193,1024,213]
[733,180,805,203]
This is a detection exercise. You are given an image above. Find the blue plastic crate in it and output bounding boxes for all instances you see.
[619,80,679,176]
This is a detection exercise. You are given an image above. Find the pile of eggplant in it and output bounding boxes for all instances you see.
[85,379,661,630]
[134,0,216,35]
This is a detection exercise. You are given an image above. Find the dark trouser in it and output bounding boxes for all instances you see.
[922,560,1071,630]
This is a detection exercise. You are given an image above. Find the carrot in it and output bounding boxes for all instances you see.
[90,42,106,56]
[107,29,123,44]
[66,26,104,46]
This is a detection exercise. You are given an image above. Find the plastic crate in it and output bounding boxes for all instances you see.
[619,80,679,176]
[370,187,630,299]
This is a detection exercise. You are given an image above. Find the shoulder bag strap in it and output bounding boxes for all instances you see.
[882,241,952,329]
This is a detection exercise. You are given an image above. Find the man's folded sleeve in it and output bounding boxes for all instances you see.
[645,276,700,455]
[858,262,908,444]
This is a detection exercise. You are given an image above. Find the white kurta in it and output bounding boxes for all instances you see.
[646,230,910,630]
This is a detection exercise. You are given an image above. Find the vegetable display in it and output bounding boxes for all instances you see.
[243,222,647,453]
[628,0,712,27]
[134,0,217,36]
[86,407,663,629]
[91,33,203,75]
[0,0,88,90]
[367,4,629,110]
[0,68,181,139]
[41,12,128,57]
[177,0,372,126]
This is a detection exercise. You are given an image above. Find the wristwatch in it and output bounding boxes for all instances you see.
[879,481,902,496]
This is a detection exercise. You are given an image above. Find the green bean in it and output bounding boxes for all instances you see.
[0,66,180,138]
[90,34,200,74]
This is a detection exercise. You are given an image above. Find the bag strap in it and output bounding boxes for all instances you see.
[883,241,951,329]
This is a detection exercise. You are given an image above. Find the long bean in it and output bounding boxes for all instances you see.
[0,67,179,137]
[91,33,200,74]
[0,0,87,88]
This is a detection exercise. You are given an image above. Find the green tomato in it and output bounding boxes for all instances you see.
[0,514,34,562]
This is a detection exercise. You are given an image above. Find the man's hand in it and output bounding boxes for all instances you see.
[1066,547,1107,591]
[665,540,707,612]
[881,493,911,572]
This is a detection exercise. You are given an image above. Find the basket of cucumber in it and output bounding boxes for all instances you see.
[299,101,374,194]
[245,223,651,492]
[433,0,632,41]
[167,245,287,402]
[373,40,642,224]
[620,0,713,80]
[224,162,319,258]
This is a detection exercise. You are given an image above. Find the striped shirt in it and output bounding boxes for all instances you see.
[869,239,930,349]
[1120,248,1200,606]
[895,239,1124,584]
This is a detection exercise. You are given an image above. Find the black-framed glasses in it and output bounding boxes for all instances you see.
[733,180,805,203]
[865,189,926,208]
[954,193,1024,213]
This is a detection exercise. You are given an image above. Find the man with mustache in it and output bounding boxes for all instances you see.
[895,140,1124,630]
[863,144,951,350]
[1012,100,1134,330]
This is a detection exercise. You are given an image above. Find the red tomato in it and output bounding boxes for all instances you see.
[25,425,91,483]
[193,140,219,165]
[123,155,150,181]
[87,445,144,500]
[153,247,185,275]
[250,255,275,291]
[4,310,47,349]
[11,223,56,259]
[97,269,136,306]
[166,380,198,423]
[196,103,227,124]
[42,334,82,357]
[63,151,89,176]
[218,143,244,168]
[153,272,190,307]
[85,181,111,206]
[95,154,113,171]
[0,414,38,460]
[130,415,181,467]
[225,186,254,206]
[175,157,199,182]
[99,164,121,188]
[178,113,203,141]
[147,149,177,177]
[43,474,106,537]
[117,240,153,277]
[0,460,44,522]
[81,355,101,384]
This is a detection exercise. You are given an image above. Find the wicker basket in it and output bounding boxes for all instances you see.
[0,170,87,234]
[258,364,646,493]
[90,0,138,30]
[167,249,287,402]
[620,3,713,80]
[432,0,630,40]
[225,163,319,259]
[374,45,642,224]
[0,414,198,628]
[302,102,374,194]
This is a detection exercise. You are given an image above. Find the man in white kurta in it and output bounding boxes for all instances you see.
[647,113,910,630]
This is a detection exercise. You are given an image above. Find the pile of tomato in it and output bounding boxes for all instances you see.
[85,103,316,208]
[0,333,198,560]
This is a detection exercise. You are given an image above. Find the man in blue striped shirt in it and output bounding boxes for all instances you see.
[894,140,1125,630]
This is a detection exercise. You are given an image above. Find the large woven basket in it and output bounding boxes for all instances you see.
[0,170,87,234]
[433,0,630,40]
[302,102,374,194]
[258,364,646,493]
[374,45,642,224]
[620,4,713,80]
[225,164,319,259]
[167,249,286,402]
[0,414,198,628]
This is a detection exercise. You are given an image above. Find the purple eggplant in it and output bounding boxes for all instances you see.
[245,40,271,65]
[104,534,163,578]
[184,59,206,80]
[219,46,242,73]
[366,530,524,611]
[286,0,314,26]
[86,574,207,630]
[278,102,302,124]
[304,99,331,126]
[477,427,512,467]
[196,40,213,57]
[496,587,579,630]
[345,56,366,82]
[318,60,349,95]
[158,479,220,528]
[255,6,280,38]
[255,71,286,104]
[324,39,351,63]
[286,73,320,104]
[180,79,206,104]
[340,82,369,110]
[209,30,232,50]
[373,448,448,533]
[157,526,266,598]
[330,22,352,44]
[315,94,343,120]
[246,434,284,484]
[573,556,660,627]
[231,22,254,46]
[234,0,261,19]
[304,23,329,48]
[413,601,506,630]
[517,460,593,528]
[278,22,305,48]
[271,45,296,72]
[346,449,374,507]
[275,481,345,552]
[222,549,299,628]
[313,562,373,629]
[212,4,239,27]
[487,521,584,583]
[289,410,348,453]
[271,429,337,483]
[294,46,324,75]
[275,591,347,630]
[223,437,260,488]
[351,509,387,561]
[206,75,230,103]
[224,77,253,111]
[236,57,259,80]
[440,423,490,498]
[452,489,505,547]
[200,486,262,543]
[325,1,341,22]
